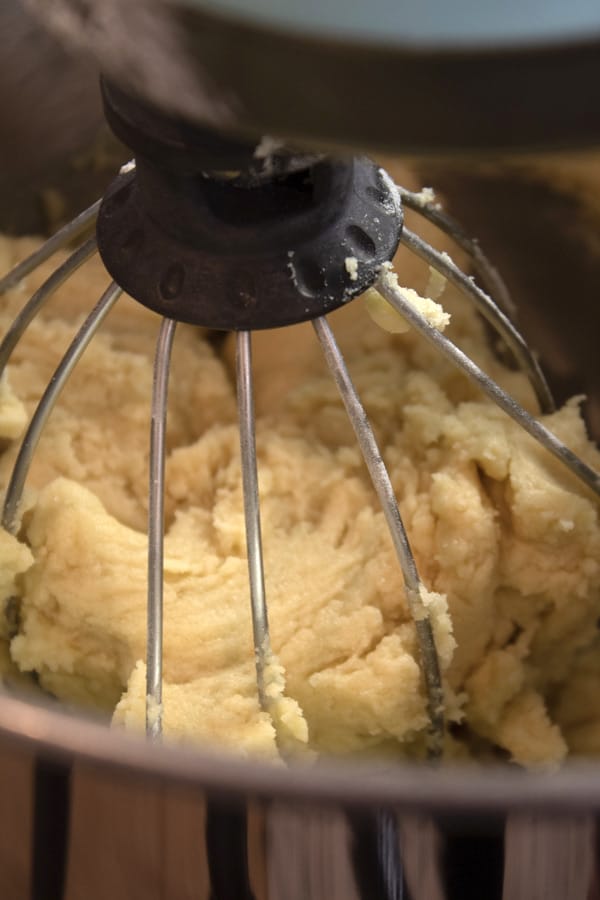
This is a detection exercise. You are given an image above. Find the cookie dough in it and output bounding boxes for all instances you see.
[0,171,598,766]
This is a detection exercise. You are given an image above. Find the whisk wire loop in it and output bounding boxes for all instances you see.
[400,227,555,414]
[0,201,100,296]
[236,331,272,712]
[146,317,177,740]
[313,316,444,757]
[0,237,98,378]
[377,276,600,498]
[1,281,122,536]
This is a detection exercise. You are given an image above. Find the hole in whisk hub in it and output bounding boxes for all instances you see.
[292,257,326,297]
[158,263,185,301]
[365,185,387,205]
[345,225,377,260]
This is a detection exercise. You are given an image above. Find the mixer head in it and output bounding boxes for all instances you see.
[24,0,600,153]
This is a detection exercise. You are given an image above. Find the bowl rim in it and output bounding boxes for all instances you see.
[1,689,599,812]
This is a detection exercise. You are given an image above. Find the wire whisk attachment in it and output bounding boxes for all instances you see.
[0,143,598,762]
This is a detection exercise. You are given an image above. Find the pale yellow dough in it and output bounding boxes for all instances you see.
[0,166,599,766]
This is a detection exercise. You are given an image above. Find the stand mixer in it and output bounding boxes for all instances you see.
[1,0,600,897]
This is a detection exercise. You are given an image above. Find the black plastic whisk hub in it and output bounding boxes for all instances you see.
[97,81,403,330]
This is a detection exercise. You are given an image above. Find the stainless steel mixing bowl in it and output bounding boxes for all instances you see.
[1,3,600,897]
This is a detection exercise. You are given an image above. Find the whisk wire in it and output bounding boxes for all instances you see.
[312,316,444,757]
[397,186,516,318]
[146,317,176,740]
[376,275,600,498]
[0,201,100,296]
[0,237,98,377]
[1,281,122,535]
[236,330,272,712]
[400,227,555,414]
